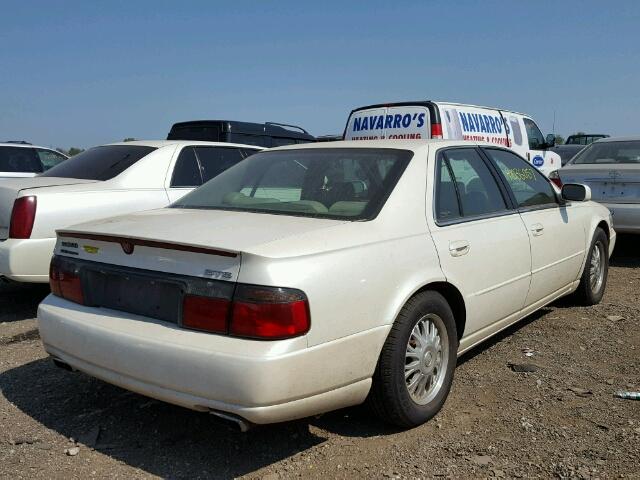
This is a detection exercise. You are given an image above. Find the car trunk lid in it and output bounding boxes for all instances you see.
[0,177,98,239]
[559,165,640,203]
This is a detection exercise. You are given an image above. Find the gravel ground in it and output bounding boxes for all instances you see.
[0,236,638,480]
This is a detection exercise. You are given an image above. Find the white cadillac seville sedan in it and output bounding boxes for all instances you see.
[38,140,615,429]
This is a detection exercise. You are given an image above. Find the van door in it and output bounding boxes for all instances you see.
[520,117,560,176]
[427,147,531,338]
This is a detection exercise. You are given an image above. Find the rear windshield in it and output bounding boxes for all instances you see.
[570,141,640,165]
[0,147,42,173]
[171,148,412,220]
[40,145,157,180]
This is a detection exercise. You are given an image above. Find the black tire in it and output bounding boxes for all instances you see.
[367,291,458,428]
[574,228,609,306]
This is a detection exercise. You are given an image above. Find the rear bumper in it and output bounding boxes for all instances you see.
[604,203,640,234]
[38,295,385,424]
[0,237,55,283]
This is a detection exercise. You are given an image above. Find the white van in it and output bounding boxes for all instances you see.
[343,101,561,175]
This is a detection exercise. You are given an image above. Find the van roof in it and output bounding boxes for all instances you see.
[349,100,529,118]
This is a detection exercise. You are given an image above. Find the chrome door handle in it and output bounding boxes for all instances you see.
[530,223,544,236]
[449,240,470,257]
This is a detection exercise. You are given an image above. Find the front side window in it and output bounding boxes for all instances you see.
[36,149,67,170]
[485,148,557,208]
[0,147,42,173]
[172,148,412,220]
[523,118,546,150]
[40,145,156,180]
[435,148,507,222]
[570,141,640,165]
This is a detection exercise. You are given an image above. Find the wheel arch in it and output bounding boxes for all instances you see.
[412,281,467,341]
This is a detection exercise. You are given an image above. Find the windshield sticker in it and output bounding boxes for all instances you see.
[504,168,535,182]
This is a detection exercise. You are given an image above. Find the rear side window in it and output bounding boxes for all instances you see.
[485,148,557,208]
[36,149,67,171]
[523,118,545,150]
[0,147,42,173]
[171,147,202,187]
[195,147,246,183]
[41,145,156,180]
[435,148,507,222]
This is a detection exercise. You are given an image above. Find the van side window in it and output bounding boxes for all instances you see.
[171,147,202,187]
[484,148,557,208]
[523,118,545,150]
[435,148,507,222]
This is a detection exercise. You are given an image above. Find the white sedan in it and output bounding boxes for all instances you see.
[0,140,260,282]
[38,140,615,429]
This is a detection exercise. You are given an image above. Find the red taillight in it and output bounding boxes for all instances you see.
[229,285,310,339]
[49,256,84,305]
[9,196,37,239]
[549,170,563,188]
[431,123,443,139]
[182,295,230,333]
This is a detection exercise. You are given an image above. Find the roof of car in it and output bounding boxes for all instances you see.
[0,142,61,150]
[592,136,640,143]
[266,138,494,152]
[102,140,265,149]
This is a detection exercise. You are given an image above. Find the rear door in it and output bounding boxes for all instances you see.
[427,147,531,338]
[484,148,586,306]
[344,106,430,141]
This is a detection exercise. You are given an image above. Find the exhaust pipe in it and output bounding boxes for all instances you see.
[209,409,252,432]
[52,358,74,372]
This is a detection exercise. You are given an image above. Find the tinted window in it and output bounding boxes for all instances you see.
[195,147,246,183]
[571,141,640,165]
[485,149,557,208]
[523,118,545,150]
[436,148,507,222]
[272,137,296,147]
[0,147,42,173]
[171,147,202,187]
[36,149,67,170]
[172,148,412,221]
[41,145,156,180]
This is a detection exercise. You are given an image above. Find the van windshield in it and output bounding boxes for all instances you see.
[171,148,412,220]
[570,141,640,165]
[40,145,156,180]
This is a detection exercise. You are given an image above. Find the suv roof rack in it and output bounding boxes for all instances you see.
[265,122,309,135]
[4,140,32,145]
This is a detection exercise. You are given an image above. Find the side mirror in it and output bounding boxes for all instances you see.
[545,134,556,148]
[562,183,591,202]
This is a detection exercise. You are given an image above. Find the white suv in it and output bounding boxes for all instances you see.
[0,142,68,178]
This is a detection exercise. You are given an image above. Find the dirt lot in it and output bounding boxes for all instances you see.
[1,237,638,480]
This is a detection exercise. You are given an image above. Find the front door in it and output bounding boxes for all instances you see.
[428,147,531,338]
[484,148,586,306]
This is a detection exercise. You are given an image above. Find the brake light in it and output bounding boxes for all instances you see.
[230,285,310,339]
[9,196,37,239]
[182,295,230,333]
[549,170,563,188]
[431,123,443,139]
[49,256,84,305]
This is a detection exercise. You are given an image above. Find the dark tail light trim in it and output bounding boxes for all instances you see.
[49,255,310,340]
[57,231,238,258]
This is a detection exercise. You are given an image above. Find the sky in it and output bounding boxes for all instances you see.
[1,0,639,149]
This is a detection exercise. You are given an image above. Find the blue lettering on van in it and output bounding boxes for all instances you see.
[402,114,412,128]
[384,115,393,128]
[353,117,361,131]
[416,113,425,128]
[351,112,428,132]
[532,155,544,167]
[459,112,469,131]
[456,111,506,136]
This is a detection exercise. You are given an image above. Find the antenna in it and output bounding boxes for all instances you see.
[552,110,556,134]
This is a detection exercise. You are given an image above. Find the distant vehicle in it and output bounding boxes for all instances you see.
[0,142,68,178]
[316,135,343,142]
[554,136,640,233]
[343,101,562,175]
[38,139,613,429]
[551,134,610,166]
[0,140,261,283]
[167,120,316,147]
